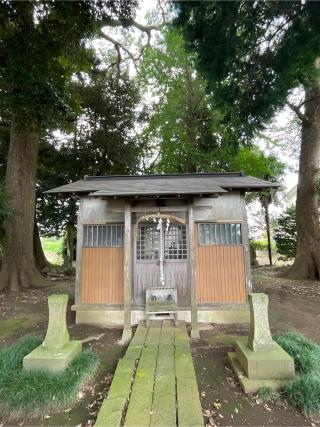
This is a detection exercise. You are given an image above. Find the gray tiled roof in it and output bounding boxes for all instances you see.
[45,173,278,197]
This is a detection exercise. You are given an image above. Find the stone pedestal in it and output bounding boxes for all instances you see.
[23,294,81,373]
[228,293,295,393]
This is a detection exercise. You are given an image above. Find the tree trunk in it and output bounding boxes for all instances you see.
[63,224,76,268]
[264,202,273,266]
[287,85,320,279]
[33,220,52,272]
[0,121,49,291]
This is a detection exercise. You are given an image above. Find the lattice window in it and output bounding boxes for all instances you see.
[199,223,242,245]
[136,225,160,260]
[83,225,124,247]
[164,225,187,260]
[137,224,187,260]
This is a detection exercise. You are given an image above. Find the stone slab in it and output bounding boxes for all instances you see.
[247,293,273,352]
[151,376,176,427]
[23,340,82,373]
[228,352,292,394]
[95,396,127,427]
[235,339,295,379]
[177,377,204,427]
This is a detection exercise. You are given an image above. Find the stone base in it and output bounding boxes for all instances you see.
[72,304,250,326]
[23,341,82,373]
[235,338,295,379]
[228,352,292,394]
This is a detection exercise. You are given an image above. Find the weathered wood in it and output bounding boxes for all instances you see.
[75,199,84,306]
[121,202,132,343]
[240,192,251,293]
[188,200,199,339]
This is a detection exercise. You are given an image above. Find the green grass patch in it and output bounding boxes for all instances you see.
[41,236,63,254]
[274,332,320,375]
[275,332,320,414]
[0,336,100,420]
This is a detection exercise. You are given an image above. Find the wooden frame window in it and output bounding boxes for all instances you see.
[198,223,242,245]
[83,225,124,247]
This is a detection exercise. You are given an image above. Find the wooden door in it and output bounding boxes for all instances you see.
[134,223,189,307]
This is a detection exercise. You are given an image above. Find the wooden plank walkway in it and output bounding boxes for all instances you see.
[95,320,203,427]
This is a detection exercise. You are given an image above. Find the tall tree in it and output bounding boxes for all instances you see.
[37,68,143,266]
[139,29,231,173]
[0,1,138,291]
[175,1,320,279]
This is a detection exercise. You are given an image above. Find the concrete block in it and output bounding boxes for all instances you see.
[23,340,82,373]
[43,294,69,350]
[228,352,292,394]
[235,339,295,379]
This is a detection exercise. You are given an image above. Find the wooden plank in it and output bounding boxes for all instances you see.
[80,248,124,303]
[196,245,246,303]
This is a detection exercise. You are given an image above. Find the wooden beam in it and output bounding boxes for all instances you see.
[103,206,213,213]
[188,199,199,339]
[121,202,132,343]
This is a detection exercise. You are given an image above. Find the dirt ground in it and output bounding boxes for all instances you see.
[0,266,319,426]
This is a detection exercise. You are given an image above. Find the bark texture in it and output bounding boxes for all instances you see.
[287,85,320,279]
[63,224,76,268]
[0,122,49,291]
[33,220,52,272]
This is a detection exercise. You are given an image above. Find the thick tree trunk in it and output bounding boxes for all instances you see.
[33,220,52,272]
[63,224,76,268]
[287,85,320,279]
[0,121,49,291]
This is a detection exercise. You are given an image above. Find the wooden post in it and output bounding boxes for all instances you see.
[121,201,132,343]
[188,199,199,339]
[74,198,84,307]
[240,192,252,293]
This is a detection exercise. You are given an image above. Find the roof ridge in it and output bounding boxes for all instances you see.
[83,172,244,181]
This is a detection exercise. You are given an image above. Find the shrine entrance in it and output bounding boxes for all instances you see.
[134,216,189,307]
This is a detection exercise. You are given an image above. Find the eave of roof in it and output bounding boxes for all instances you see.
[45,173,279,196]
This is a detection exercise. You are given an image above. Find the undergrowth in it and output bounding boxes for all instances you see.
[275,332,320,415]
[0,335,100,420]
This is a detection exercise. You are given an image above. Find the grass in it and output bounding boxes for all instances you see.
[274,332,320,375]
[41,236,63,254]
[259,386,277,402]
[41,236,63,265]
[0,336,100,420]
[275,332,320,414]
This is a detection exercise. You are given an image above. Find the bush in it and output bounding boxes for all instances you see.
[276,332,320,414]
[274,332,320,375]
[274,205,297,259]
[285,375,320,414]
[0,335,100,419]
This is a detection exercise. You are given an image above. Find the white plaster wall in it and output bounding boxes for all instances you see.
[194,192,243,221]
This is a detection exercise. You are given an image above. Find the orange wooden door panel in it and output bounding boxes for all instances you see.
[81,248,124,304]
[196,245,246,303]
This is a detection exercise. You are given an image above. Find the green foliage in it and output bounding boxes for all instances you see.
[274,332,320,376]
[175,1,320,142]
[0,1,137,129]
[274,206,297,259]
[250,239,276,251]
[0,336,100,419]
[139,29,229,173]
[259,386,277,402]
[41,237,63,255]
[36,67,143,237]
[275,332,320,414]
[229,146,285,182]
[285,375,320,414]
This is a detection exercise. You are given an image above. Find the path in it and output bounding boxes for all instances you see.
[95,320,203,427]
